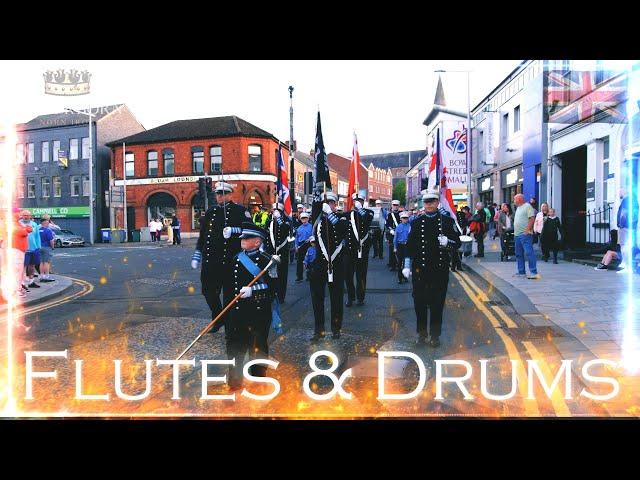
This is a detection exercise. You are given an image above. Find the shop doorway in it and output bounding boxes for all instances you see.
[560,146,587,249]
[147,192,177,224]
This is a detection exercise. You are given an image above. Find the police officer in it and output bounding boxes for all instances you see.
[295,211,312,282]
[402,190,461,347]
[344,191,374,307]
[191,181,251,321]
[309,191,348,342]
[371,199,385,260]
[252,204,269,228]
[386,199,401,270]
[223,221,278,390]
[265,201,292,303]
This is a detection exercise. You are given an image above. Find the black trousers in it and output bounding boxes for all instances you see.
[451,250,462,270]
[344,248,370,302]
[275,248,289,302]
[310,256,345,335]
[475,234,484,256]
[371,229,383,259]
[412,269,449,339]
[172,228,181,245]
[388,238,397,269]
[224,308,271,388]
[296,243,310,280]
[396,244,408,281]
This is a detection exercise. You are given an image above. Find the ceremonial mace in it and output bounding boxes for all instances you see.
[175,254,281,361]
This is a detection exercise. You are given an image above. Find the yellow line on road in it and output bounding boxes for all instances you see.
[457,270,518,328]
[522,341,572,417]
[453,272,540,416]
[19,277,94,316]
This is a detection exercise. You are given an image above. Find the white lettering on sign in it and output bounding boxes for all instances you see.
[114,174,278,187]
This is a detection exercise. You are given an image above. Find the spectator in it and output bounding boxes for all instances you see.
[41,213,60,229]
[39,218,56,282]
[171,214,181,245]
[513,194,539,279]
[303,235,318,281]
[20,210,41,289]
[497,203,514,260]
[149,218,158,242]
[541,208,562,264]
[530,197,538,215]
[164,216,173,244]
[471,202,487,257]
[617,188,638,269]
[487,203,496,239]
[533,202,549,248]
[594,231,623,271]
[492,203,500,239]
[1,208,32,299]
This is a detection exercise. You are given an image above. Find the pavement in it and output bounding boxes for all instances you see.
[0,274,73,313]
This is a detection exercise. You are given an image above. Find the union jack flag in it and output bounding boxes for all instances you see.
[544,69,627,124]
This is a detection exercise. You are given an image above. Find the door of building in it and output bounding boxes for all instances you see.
[561,146,587,249]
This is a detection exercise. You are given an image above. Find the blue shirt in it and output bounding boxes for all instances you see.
[22,220,41,251]
[393,221,411,249]
[295,222,313,248]
[39,226,54,247]
[304,246,317,266]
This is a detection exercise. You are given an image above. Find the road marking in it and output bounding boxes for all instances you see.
[19,277,94,316]
[521,341,572,417]
[453,272,540,416]
[457,270,518,329]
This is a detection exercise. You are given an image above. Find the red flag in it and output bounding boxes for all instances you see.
[346,132,360,211]
[276,145,292,215]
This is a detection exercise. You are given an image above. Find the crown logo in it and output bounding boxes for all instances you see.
[43,69,91,96]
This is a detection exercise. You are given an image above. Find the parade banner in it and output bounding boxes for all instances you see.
[439,120,468,189]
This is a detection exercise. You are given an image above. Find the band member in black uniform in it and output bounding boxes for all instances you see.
[309,191,349,342]
[402,190,461,347]
[223,222,278,390]
[386,199,401,271]
[265,201,292,303]
[344,191,374,307]
[371,199,385,260]
[191,181,251,323]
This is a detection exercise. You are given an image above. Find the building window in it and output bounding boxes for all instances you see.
[42,141,49,163]
[514,106,520,132]
[192,146,204,174]
[147,150,158,176]
[27,143,34,163]
[70,175,81,197]
[17,179,25,198]
[82,137,90,159]
[27,178,36,198]
[70,138,79,160]
[16,144,25,164]
[82,175,90,196]
[248,145,262,172]
[42,177,51,198]
[163,148,174,176]
[502,113,509,141]
[603,136,609,160]
[53,176,61,197]
[210,145,222,173]
[125,152,135,178]
[53,141,60,163]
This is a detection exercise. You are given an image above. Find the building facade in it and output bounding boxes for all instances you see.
[16,105,145,241]
[108,116,285,236]
[327,153,368,208]
[366,163,393,205]
[360,150,425,189]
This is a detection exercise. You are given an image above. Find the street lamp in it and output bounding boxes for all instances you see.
[434,69,472,207]
[65,107,94,244]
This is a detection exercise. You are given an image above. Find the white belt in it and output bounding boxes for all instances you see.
[317,222,343,282]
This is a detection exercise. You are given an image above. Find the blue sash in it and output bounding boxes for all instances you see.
[238,252,282,334]
[237,251,266,286]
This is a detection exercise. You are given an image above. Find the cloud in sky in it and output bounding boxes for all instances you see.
[2,60,522,155]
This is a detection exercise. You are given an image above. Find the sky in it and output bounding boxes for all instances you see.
[0,60,522,156]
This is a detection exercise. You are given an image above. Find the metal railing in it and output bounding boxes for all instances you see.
[586,203,613,247]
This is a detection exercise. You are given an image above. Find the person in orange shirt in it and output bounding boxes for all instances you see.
[6,208,32,298]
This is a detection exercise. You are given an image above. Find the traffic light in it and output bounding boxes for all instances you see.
[198,178,206,202]
[205,176,213,193]
[304,172,314,195]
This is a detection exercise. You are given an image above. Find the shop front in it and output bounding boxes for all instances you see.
[477,175,494,207]
[501,165,523,208]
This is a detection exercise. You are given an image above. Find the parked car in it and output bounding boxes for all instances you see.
[51,227,85,247]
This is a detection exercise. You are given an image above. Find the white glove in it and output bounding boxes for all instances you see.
[239,286,252,298]
[273,210,281,219]
[322,203,332,215]
[394,248,397,253]
[402,268,411,279]
[223,227,232,239]
[191,260,200,269]
[354,201,363,209]
[438,235,449,247]
[389,229,395,236]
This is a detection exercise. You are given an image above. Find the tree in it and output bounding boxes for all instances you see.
[393,180,406,205]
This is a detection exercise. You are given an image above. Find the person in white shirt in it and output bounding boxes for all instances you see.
[149,218,158,242]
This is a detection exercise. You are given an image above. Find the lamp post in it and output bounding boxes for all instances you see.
[434,70,472,207]
[65,106,95,244]
[288,86,295,210]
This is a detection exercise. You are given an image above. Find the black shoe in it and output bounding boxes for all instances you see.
[21,285,30,292]
[356,300,364,306]
[416,336,428,346]
[553,260,558,264]
[457,265,464,271]
[429,337,441,348]
[296,278,303,283]
[332,332,341,339]
[451,267,456,272]
[28,283,41,288]
[345,299,353,307]
[40,278,56,282]
[310,333,325,343]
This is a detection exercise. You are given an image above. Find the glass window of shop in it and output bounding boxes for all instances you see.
[477,176,494,207]
[501,165,524,209]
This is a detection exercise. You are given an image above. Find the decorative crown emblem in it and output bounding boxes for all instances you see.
[43,69,91,96]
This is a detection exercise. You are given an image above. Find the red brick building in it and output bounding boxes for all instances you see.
[366,162,393,205]
[327,153,368,207]
[108,116,286,234]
